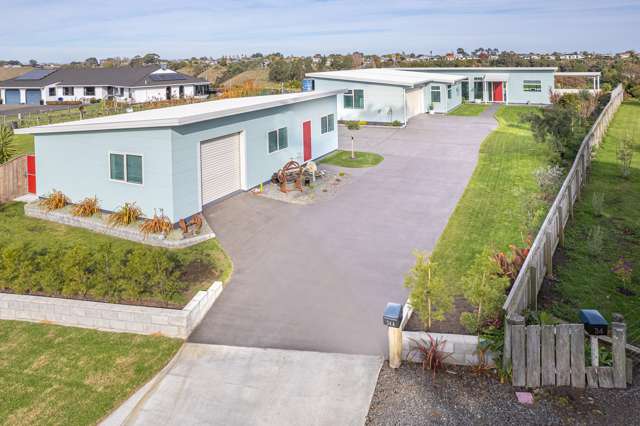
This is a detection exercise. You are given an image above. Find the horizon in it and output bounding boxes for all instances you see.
[1,0,639,63]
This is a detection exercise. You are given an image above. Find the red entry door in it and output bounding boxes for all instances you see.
[493,82,504,102]
[303,121,312,162]
[26,155,36,194]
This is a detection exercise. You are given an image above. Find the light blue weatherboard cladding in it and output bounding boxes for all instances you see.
[416,69,555,104]
[34,128,175,219]
[171,95,338,220]
[311,78,406,123]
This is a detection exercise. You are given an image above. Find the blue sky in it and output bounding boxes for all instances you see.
[1,0,638,62]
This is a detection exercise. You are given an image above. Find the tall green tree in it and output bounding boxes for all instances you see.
[0,125,16,164]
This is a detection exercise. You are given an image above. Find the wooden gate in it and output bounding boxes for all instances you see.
[507,316,627,389]
[0,155,29,202]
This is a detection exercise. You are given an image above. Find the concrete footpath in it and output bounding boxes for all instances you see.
[103,343,382,426]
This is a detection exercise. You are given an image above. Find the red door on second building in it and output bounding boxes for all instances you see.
[303,121,312,162]
[492,82,504,102]
[27,154,36,194]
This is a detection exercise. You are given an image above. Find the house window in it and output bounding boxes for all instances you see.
[447,85,452,99]
[344,89,364,109]
[195,85,208,96]
[321,114,335,134]
[474,77,484,100]
[119,88,124,97]
[48,87,56,96]
[431,86,441,103]
[110,153,143,184]
[523,80,542,92]
[63,87,74,96]
[268,127,288,153]
[84,87,95,96]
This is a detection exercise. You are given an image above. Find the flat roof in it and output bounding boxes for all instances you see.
[555,71,601,77]
[306,69,465,87]
[398,67,558,72]
[15,91,343,135]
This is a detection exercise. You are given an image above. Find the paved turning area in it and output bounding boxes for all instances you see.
[109,344,382,426]
[190,111,497,355]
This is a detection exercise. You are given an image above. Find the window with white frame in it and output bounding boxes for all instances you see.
[344,89,364,109]
[48,87,56,96]
[110,153,143,184]
[523,80,542,92]
[447,85,452,99]
[84,87,95,96]
[321,114,335,134]
[268,127,288,153]
[431,86,441,103]
[63,87,74,96]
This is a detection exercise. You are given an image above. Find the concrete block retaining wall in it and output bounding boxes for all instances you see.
[0,281,223,339]
[24,203,215,249]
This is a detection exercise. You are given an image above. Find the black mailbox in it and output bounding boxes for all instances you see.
[579,309,609,335]
[383,303,403,328]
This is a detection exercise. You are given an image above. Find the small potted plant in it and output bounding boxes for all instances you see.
[428,105,435,115]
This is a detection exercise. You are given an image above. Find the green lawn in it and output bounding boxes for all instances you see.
[0,321,181,425]
[13,134,34,157]
[430,106,554,295]
[448,103,489,116]
[0,202,232,307]
[547,101,640,343]
[320,150,384,168]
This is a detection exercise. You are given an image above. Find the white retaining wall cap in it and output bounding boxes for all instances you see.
[306,69,465,87]
[15,90,344,135]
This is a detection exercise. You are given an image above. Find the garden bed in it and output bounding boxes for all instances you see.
[254,170,352,205]
[24,202,215,249]
[0,202,231,309]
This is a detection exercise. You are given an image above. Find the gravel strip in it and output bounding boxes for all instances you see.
[366,362,640,425]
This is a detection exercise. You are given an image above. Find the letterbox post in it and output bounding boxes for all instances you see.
[383,303,404,369]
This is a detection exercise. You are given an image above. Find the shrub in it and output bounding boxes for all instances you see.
[0,125,16,164]
[392,120,402,127]
[591,192,605,217]
[346,121,360,130]
[358,121,368,126]
[616,135,634,178]
[492,237,532,283]
[525,103,587,163]
[108,202,143,226]
[461,248,510,333]
[408,335,451,378]
[60,245,95,297]
[140,209,173,237]
[40,190,70,211]
[533,165,564,201]
[404,251,454,329]
[587,225,604,255]
[612,257,633,290]
[629,85,640,99]
[72,196,100,217]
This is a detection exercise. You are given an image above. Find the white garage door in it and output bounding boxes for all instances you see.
[200,133,241,206]
[406,87,424,119]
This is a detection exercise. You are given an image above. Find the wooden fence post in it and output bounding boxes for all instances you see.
[544,231,553,278]
[558,207,565,248]
[526,325,541,388]
[388,327,402,369]
[528,266,538,311]
[570,324,586,388]
[612,315,627,388]
[556,324,571,386]
[508,314,526,386]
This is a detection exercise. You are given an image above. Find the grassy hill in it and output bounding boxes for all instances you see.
[0,66,32,82]
[198,65,227,85]
[221,68,274,88]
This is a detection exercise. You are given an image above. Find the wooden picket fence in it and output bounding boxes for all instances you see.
[0,154,28,202]
[508,317,627,389]
[502,84,624,317]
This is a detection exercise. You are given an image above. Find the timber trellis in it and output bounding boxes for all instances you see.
[0,154,28,202]
[502,85,626,388]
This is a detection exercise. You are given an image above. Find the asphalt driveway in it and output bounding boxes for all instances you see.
[190,111,497,356]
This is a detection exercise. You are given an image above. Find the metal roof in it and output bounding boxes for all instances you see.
[306,69,465,87]
[15,90,344,135]
[399,67,558,72]
[0,65,209,88]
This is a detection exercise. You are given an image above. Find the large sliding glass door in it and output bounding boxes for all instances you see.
[473,77,484,101]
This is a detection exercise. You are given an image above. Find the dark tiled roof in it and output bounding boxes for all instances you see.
[0,65,209,88]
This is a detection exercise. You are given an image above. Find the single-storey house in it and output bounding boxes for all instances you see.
[15,91,341,223]
[0,65,210,105]
[400,67,558,104]
[305,69,466,123]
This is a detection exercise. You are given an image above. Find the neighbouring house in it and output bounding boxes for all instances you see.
[0,65,211,105]
[15,91,341,223]
[305,69,465,123]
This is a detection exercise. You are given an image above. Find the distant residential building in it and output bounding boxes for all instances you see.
[0,65,210,105]
[352,52,364,68]
[559,53,584,60]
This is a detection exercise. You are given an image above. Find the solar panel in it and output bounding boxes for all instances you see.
[15,69,56,80]
[148,73,187,82]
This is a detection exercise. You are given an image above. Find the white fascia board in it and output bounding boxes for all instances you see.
[15,90,344,135]
[307,73,419,87]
